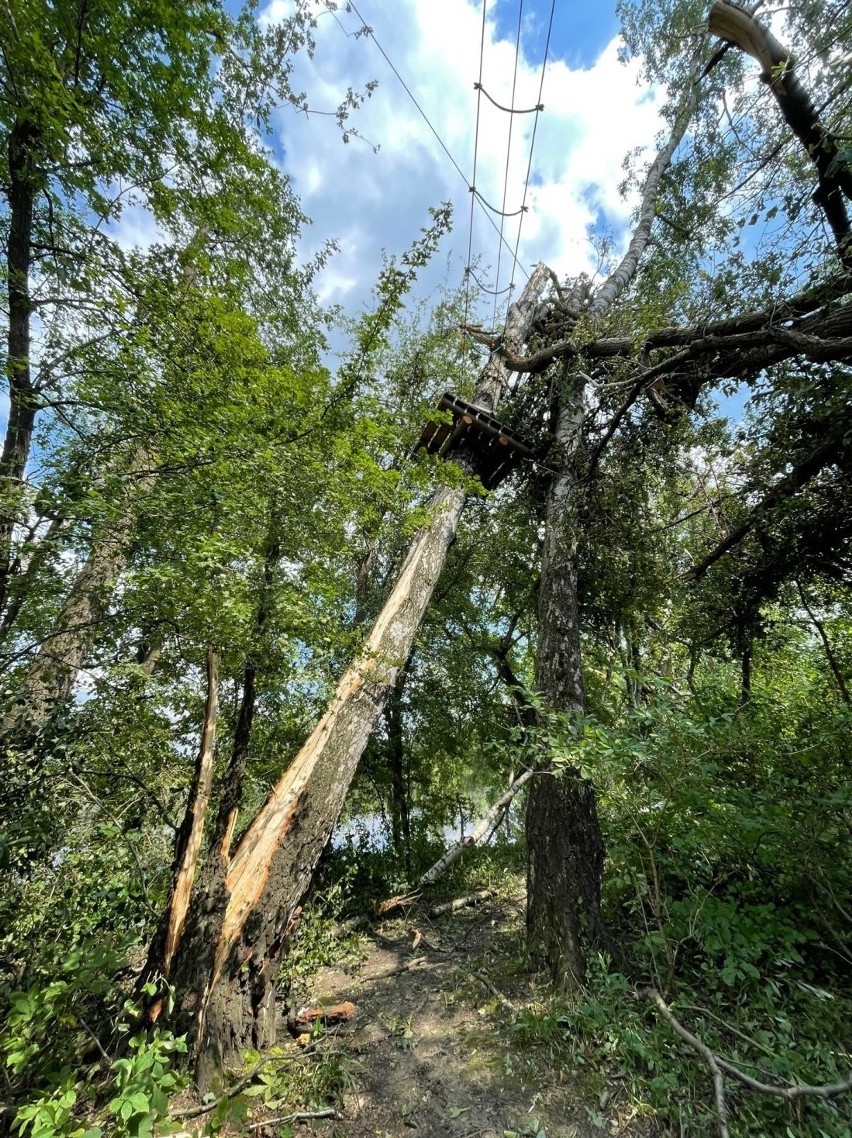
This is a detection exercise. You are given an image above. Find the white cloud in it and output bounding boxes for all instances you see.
[265,0,667,327]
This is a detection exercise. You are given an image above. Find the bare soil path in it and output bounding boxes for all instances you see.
[285,893,611,1138]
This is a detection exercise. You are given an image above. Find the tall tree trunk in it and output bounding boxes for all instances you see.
[0,119,39,619]
[524,50,708,988]
[2,527,134,742]
[163,263,551,1084]
[1,452,152,744]
[525,376,609,987]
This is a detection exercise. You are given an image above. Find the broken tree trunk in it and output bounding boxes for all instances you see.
[165,263,551,1085]
[143,648,220,1013]
[708,0,852,269]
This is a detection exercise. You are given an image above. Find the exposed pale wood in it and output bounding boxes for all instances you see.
[182,266,552,1058]
[428,889,495,916]
[219,809,238,862]
[418,769,534,886]
[211,483,468,991]
[288,1000,356,1032]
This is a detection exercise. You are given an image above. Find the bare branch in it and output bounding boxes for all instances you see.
[642,987,730,1138]
[643,986,852,1129]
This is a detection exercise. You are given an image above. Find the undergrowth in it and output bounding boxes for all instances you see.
[508,680,852,1137]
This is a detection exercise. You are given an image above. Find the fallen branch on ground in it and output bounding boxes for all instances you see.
[470,969,517,1012]
[288,1000,357,1034]
[172,1043,330,1120]
[642,988,730,1137]
[374,891,420,917]
[248,1108,340,1131]
[361,955,429,982]
[171,1057,272,1120]
[429,889,496,916]
[641,987,852,1138]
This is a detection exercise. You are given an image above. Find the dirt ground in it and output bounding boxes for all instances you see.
[280,892,646,1138]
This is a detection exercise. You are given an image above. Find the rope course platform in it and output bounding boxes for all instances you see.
[415,392,535,490]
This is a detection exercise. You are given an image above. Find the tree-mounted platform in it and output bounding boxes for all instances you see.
[415,393,535,490]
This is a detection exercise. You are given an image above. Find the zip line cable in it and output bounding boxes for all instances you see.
[505,0,556,328]
[464,0,488,333]
[345,1,531,292]
[473,189,529,218]
[492,0,525,328]
[474,82,543,115]
[466,265,514,296]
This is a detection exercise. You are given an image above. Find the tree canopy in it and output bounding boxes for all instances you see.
[1,3,850,1137]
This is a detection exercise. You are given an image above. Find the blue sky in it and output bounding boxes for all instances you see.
[256,0,666,335]
[2,1,669,442]
[490,0,621,68]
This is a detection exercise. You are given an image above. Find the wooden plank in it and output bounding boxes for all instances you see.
[415,391,535,489]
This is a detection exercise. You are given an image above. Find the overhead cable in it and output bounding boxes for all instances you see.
[472,187,529,218]
[493,0,525,326]
[466,266,515,296]
[505,0,556,328]
[465,0,489,331]
[346,0,530,291]
[474,82,543,115]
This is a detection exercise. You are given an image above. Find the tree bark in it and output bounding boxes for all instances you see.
[384,666,412,871]
[523,44,711,985]
[0,119,40,619]
[525,377,609,986]
[144,648,220,1007]
[1,452,153,744]
[164,263,552,1083]
[708,1,852,269]
[211,522,282,861]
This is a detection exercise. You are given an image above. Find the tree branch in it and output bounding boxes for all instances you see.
[708,0,852,268]
[643,986,852,1135]
[682,432,844,581]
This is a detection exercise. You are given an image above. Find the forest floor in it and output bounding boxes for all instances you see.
[266,888,651,1138]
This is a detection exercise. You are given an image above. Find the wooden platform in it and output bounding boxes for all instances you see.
[415,393,534,490]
